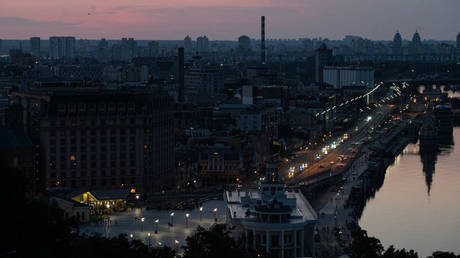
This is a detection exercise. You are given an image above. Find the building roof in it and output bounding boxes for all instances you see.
[88,189,133,200]
[225,188,317,224]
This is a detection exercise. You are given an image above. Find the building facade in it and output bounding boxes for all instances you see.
[9,88,175,192]
[225,162,317,258]
[199,148,241,185]
[30,37,41,58]
[185,65,224,103]
[49,37,76,59]
[392,32,403,56]
[196,36,209,54]
[457,32,460,50]
[323,66,374,89]
[315,43,333,84]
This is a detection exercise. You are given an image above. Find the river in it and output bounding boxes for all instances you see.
[359,126,460,257]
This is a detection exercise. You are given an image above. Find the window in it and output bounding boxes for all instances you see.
[98,104,106,113]
[88,104,96,113]
[69,104,76,113]
[108,103,116,113]
[128,103,135,112]
[58,104,66,113]
[78,104,86,113]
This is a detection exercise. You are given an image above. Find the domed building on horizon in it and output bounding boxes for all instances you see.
[392,31,403,55]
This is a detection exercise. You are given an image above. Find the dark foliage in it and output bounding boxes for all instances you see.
[182,224,258,258]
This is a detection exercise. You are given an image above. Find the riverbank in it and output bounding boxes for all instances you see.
[312,119,415,257]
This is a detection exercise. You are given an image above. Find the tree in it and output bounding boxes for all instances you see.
[182,224,257,258]
[350,229,384,258]
[69,234,176,258]
[428,251,460,258]
[383,245,419,258]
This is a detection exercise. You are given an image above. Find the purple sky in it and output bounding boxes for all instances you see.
[1,0,459,40]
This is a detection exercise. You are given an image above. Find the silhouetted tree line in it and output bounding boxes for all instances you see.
[349,228,459,258]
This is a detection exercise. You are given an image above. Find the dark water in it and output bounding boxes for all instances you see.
[359,128,460,257]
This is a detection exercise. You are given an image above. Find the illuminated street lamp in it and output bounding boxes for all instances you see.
[154,219,159,234]
[199,207,203,221]
[174,240,179,251]
[147,232,151,247]
[185,213,190,227]
[141,217,145,231]
[213,208,218,222]
[170,212,174,227]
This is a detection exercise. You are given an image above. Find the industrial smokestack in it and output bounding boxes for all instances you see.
[178,47,185,103]
[261,16,265,64]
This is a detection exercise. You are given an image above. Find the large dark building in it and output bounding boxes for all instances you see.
[314,43,332,84]
[8,88,175,192]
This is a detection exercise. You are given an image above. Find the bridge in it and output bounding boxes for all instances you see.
[385,78,460,87]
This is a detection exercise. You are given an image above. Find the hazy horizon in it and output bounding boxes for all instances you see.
[1,0,460,41]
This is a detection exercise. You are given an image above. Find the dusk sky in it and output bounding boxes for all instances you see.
[1,0,459,40]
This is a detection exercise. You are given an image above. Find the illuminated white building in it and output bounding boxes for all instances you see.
[225,162,317,258]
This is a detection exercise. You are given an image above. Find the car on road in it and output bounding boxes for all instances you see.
[329,161,335,165]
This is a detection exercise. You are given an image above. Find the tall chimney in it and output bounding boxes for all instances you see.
[178,47,185,103]
[261,16,265,64]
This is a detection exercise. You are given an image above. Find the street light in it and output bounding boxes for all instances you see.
[147,232,151,247]
[174,240,179,251]
[199,207,203,221]
[154,219,159,234]
[141,217,145,231]
[213,208,218,222]
[170,212,174,227]
[185,213,190,228]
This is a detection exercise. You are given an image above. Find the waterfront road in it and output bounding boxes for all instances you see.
[280,102,393,186]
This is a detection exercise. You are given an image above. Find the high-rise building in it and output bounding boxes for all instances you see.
[30,37,41,57]
[196,35,209,54]
[9,88,175,192]
[96,38,109,62]
[77,39,91,57]
[184,35,193,54]
[261,16,266,64]
[238,35,251,53]
[392,31,403,56]
[457,32,460,49]
[315,43,332,84]
[225,161,317,257]
[49,36,76,59]
[185,65,223,103]
[302,38,314,53]
[120,38,137,61]
[148,41,159,57]
[0,39,3,54]
[178,48,185,103]
[98,38,108,49]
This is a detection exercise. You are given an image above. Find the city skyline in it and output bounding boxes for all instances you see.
[1,0,460,40]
